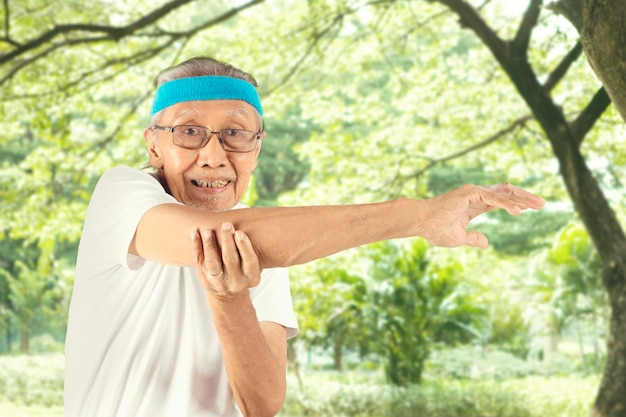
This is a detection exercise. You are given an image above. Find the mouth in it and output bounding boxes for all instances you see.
[191,179,232,188]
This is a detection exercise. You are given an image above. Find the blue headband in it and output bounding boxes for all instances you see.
[150,75,263,116]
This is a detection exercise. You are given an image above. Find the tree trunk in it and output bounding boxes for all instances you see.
[19,320,29,353]
[5,317,11,353]
[591,275,626,417]
[333,336,343,371]
[554,0,626,123]
[550,2,626,416]
[437,2,626,416]
[507,34,626,417]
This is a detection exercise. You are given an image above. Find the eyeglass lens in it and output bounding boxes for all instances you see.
[172,126,258,152]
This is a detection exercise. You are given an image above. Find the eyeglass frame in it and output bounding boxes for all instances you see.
[152,125,262,153]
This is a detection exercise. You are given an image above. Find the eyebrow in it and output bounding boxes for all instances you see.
[226,108,250,118]
[174,109,201,117]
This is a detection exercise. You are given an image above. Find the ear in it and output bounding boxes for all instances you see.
[144,128,164,169]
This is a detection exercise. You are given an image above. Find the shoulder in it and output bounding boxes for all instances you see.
[88,166,172,211]
[100,165,156,182]
[94,166,162,192]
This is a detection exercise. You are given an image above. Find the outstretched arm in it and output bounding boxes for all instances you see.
[130,182,545,269]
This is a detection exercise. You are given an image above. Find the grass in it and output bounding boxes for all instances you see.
[278,369,599,417]
[0,402,63,417]
[0,353,599,417]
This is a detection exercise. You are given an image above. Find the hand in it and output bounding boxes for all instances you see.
[192,222,261,298]
[419,183,545,249]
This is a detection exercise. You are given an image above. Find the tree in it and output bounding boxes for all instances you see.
[284,2,624,415]
[547,4,626,412]
[2,0,626,414]
[0,0,309,347]
[291,260,373,371]
[0,249,70,353]
[292,240,490,386]
[369,240,486,386]
[549,0,626,122]
[426,2,625,416]
[525,221,606,372]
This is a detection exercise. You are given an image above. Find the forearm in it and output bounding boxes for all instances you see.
[133,197,423,269]
[231,198,421,268]
[207,293,287,417]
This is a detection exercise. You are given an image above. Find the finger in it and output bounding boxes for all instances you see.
[509,187,546,210]
[200,229,224,276]
[488,184,546,210]
[464,230,488,249]
[219,222,241,275]
[235,230,261,285]
[476,188,523,216]
[191,229,204,265]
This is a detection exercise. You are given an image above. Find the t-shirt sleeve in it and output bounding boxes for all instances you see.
[78,166,178,272]
[250,267,299,339]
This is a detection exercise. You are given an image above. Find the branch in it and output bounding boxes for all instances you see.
[156,0,266,37]
[0,36,109,87]
[1,0,18,47]
[400,115,533,182]
[266,24,339,95]
[3,39,180,101]
[547,0,584,32]
[434,0,509,66]
[3,0,8,39]
[72,41,191,193]
[0,0,195,64]
[266,1,373,96]
[543,41,583,92]
[1,0,265,66]
[570,87,611,147]
[80,87,155,160]
[512,0,542,53]
[0,0,266,86]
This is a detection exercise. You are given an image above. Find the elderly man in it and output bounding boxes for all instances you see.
[64,57,545,417]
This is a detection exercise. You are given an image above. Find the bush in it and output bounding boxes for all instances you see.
[280,369,597,417]
[0,353,64,406]
[0,353,596,417]
[29,334,64,354]
[426,346,577,379]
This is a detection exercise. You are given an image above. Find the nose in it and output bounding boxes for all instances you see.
[197,134,228,168]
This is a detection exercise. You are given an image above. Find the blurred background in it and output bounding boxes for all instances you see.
[1,1,624,416]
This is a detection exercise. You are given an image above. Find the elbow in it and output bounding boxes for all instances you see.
[265,398,287,417]
[237,381,286,417]
[239,395,285,417]
[258,244,318,270]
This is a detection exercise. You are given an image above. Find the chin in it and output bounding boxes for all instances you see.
[197,199,234,213]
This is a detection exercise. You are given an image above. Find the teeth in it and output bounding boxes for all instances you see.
[192,179,229,187]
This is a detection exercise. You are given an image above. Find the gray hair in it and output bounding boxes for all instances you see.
[147,57,263,130]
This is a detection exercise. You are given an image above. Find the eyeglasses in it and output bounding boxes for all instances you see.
[153,125,261,153]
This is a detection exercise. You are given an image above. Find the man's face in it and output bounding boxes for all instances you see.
[144,100,264,212]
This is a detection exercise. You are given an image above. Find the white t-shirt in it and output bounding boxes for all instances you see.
[64,166,298,417]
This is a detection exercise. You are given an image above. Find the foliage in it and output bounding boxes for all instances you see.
[487,297,530,358]
[427,346,577,380]
[0,241,72,352]
[0,0,622,409]
[370,240,484,385]
[523,222,606,372]
[0,353,597,417]
[0,354,64,407]
[292,240,494,386]
[280,368,598,417]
